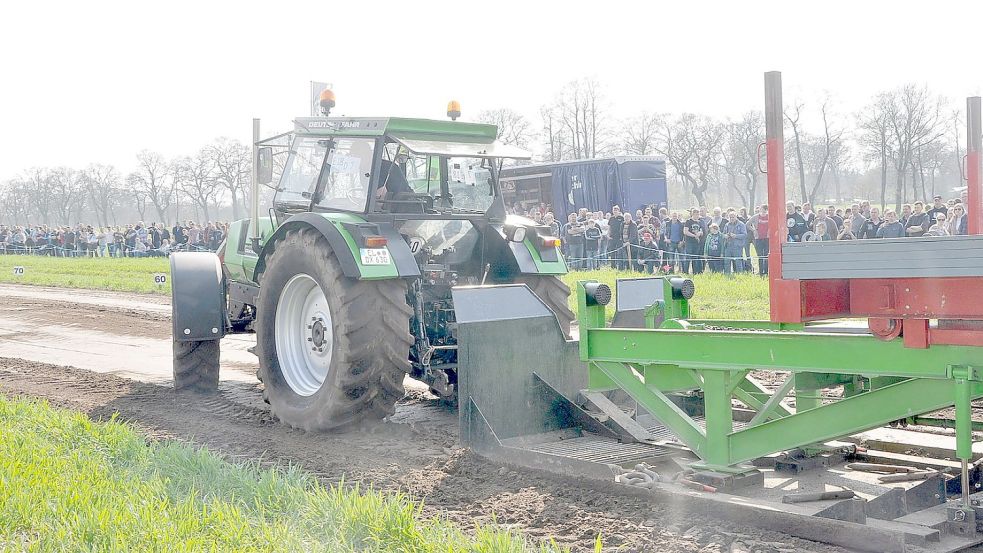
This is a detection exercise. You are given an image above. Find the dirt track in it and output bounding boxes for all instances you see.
[0,284,850,552]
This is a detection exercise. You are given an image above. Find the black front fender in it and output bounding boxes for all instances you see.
[170,252,226,342]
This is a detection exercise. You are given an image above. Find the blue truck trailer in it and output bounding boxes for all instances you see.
[500,156,667,220]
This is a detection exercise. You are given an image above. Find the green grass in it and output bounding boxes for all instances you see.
[0,394,567,552]
[0,256,771,320]
[0,256,171,294]
[562,269,770,321]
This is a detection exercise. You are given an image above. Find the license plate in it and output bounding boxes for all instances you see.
[359,248,391,265]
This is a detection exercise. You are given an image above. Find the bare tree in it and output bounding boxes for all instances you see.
[806,100,843,205]
[540,105,568,162]
[784,98,843,205]
[173,149,221,222]
[541,78,612,160]
[826,137,852,202]
[951,109,964,191]
[720,111,765,208]
[84,164,121,227]
[48,167,87,225]
[133,150,174,225]
[784,101,808,203]
[622,112,660,155]
[126,173,149,221]
[913,140,950,200]
[0,180,31,225]
[208,138,250,220]
[652,113,724,207]
[858,93,895,209]
[23,168,54,224]
[885,84,947,211]
[477,108,533,149]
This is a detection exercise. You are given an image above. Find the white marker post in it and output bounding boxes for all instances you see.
[12,266,25,277]
[153,273,167,286]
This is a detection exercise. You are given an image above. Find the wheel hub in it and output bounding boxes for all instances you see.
[274,273,334,397]
[311,319,326,348]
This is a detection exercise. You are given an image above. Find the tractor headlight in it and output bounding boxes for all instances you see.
[508,226,527,243]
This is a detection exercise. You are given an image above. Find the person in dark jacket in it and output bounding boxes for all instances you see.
[904,201,930,237]
[636,232,660,274]
[607,206,625,270]
[786,201,808,242]
[583,219,602,270]
[682,208,704,274]
[859,207,883,239]
[622,213,639,271]
[562,213,585,270]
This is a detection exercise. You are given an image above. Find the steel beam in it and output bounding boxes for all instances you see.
[747,375,795,427]
[594,361,707,456]
[584,327,982,379]
[728,379,983,466]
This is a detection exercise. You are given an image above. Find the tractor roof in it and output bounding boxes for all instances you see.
[293,117,498,143]
[291,116,530,159]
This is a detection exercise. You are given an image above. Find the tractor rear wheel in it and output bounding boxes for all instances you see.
[172,340,220,393]
[514,275,575,338]
[255,228,413,431]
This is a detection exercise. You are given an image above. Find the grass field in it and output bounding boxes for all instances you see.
[0,394,569,552]
[0,255,171,294]
[560,269,770,320]
[0,256,770,320]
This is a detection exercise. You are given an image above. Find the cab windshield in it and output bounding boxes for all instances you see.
[276,136,375,211]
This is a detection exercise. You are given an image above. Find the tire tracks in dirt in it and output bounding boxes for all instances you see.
[0,356,850,553]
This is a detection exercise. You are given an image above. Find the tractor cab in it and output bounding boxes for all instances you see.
[267,117,530,222]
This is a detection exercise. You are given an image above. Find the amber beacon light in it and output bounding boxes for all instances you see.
[447,100,461,121]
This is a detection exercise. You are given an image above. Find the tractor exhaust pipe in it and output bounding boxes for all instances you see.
[250,118,261,243]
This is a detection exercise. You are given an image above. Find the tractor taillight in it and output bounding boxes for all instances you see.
[540,237,561,248]
[364,236,387,248]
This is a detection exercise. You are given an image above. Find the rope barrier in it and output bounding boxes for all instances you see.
[0,243,217,256]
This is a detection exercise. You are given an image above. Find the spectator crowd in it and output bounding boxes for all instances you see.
[513,190,972,276]
[0,221,227,257]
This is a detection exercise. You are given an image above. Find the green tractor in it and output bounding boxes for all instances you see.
[169,101,574,431]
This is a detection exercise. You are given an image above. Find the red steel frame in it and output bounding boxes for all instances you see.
[764,72,983,348]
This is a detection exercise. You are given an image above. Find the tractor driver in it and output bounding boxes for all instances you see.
[375,151,413,205]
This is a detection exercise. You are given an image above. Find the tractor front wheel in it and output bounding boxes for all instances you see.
[172,340,220,393]
[255,228,413,431]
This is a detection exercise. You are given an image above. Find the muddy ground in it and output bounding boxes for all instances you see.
[0,284,866,552]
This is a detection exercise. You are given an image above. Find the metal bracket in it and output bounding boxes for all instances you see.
[774,445,857,474]
[947,504,979,537]
[950,365,983,382]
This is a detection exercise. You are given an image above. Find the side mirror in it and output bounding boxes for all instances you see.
[257,147,273,185]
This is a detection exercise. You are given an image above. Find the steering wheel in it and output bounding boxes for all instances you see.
[345,188,365,205]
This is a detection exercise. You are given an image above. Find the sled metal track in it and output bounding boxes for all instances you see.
[526,433,674,465]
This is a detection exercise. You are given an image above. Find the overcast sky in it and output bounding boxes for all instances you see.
[2,0,982,180]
